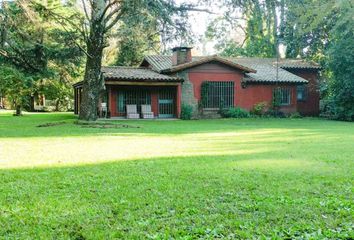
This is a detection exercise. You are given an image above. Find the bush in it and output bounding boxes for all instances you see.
[290,112,302,118]
[43,106,56,112]
[181,104,193,120]
[220,107,250,118]
[250,102,268,116]
[321,99,354,121]
[264,109,286,118]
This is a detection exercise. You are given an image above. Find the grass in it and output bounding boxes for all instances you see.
[0,111,353,239]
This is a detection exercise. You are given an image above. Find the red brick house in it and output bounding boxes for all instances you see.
[73,47,320,118]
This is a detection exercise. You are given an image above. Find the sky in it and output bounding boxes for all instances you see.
[174,0,226,55]
[173,0,247,56]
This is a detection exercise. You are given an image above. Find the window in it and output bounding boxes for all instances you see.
[273,88,291,106]
[117,89,151,113]
[201,81,234,108]
[297,85,308,101]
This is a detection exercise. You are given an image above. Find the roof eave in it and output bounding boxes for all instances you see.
[244,80,308,84]
[104,77,184,83]
[281,66,322,71]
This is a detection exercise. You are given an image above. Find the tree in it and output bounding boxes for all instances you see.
[0,66,31,115]
[319,1,354,120]
[37,0,206,121]
[0,0,84,113]
[206,0,283,58]
[114,11,161,66]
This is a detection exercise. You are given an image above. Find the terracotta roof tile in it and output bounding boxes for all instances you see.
[143,55,319,83]
[161,55,257,73]
[233,58,308,83]
[102,66,182,82]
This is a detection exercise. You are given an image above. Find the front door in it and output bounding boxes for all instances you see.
[159,89,175,118]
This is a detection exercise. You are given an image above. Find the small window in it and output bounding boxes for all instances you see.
[273,88,291,106]
[297,85,308,101]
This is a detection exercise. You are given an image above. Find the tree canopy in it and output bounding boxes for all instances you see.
[0,0,84,114]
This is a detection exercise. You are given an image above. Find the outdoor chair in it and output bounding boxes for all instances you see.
[141,104,154,119]
[100,102,108,118]
[126,104,140,119]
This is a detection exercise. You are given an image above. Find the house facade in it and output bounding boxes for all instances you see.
[73,47,320,118]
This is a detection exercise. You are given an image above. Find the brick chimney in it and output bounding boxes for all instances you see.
[172,47,192,66]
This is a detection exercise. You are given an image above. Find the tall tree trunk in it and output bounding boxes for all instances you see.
[15,104,22,116]
[79,0,106,121]
[265,0,273,47]
[0,1,7,48]
[55,99,60,111]
[279,0,285,39]
[272,0,278,52]
[79,40,104,121]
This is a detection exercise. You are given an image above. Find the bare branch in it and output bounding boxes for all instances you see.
[81,0,91,21]
[99,0,121,22]
[104,10,124,33]
[172,6,216,15]
[103,6,121,24]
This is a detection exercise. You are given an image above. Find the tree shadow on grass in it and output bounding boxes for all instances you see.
[0,152,351,239]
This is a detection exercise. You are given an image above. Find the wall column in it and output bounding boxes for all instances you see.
[178,71,198,118]
[176,84,181,118]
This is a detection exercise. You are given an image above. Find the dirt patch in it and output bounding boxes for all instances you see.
[75,121,140,129]
[37,122,67,127]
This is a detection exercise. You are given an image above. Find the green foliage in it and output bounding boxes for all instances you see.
[220,107,250,118]
[325,16,354,121]
[0,1,84,112]
[264,109,286,118]
[181,104,194,120]
[219,42,246,57]
[289,0,354,121]
[38,79,73,111]
[289,112,302,119]
[250,102,268,116]
[0,66,32,113]
[113,10,161,66]
[207,0,279,58]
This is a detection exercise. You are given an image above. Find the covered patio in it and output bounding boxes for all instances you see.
[73,67,183,119]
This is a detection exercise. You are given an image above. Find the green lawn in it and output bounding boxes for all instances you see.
[0,112,353,239]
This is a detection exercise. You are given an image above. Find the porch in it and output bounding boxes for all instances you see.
[73,67,183,119]
[106,83,181,119]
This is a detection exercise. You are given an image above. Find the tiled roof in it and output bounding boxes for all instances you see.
[161,55,257,73]
[232,58,309,83]
[278,59,321,69]
[144,55,172,72]
[143,55,320,83]
[102,66,183,82]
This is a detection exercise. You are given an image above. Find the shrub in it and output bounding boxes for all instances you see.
[250,102,268,116]
[220,107,250,118]
[43,106,56,112]
[320,99,354,121]
[181,104,193,120]
[290,112,302,118]
[265,109,286,118]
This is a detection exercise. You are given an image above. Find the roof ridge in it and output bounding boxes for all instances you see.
[147,55,318,62]
[145,55,171,57]
[161,55,257,74]
[102,66,150,70]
